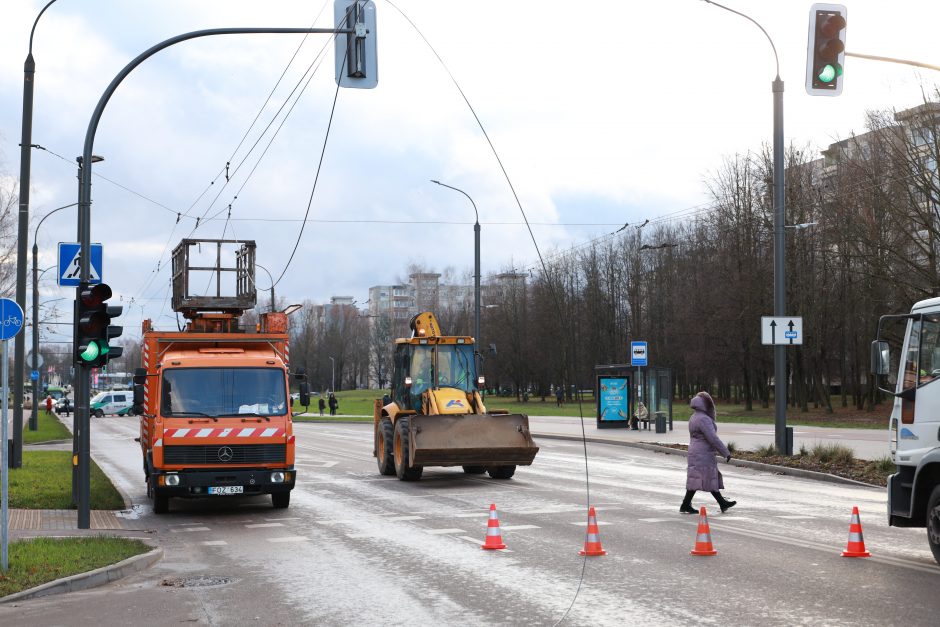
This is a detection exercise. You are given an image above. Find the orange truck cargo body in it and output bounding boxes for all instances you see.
[139,329,296,512]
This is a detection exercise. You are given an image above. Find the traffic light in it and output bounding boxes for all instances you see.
[74,282,123,368]
[806,3,847,96]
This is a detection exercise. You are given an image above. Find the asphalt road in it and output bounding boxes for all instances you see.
[2,418,936,626]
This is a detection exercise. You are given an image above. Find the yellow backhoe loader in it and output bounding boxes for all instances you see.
[373,312,539,481]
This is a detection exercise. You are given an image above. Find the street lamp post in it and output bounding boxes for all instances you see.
[256,263,275,312]
[30,203,78,431]
[14,0,63,468]
[430,180,481,372]
[329,356,335,393]
[706,0,791,455]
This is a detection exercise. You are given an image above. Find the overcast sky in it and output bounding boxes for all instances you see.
[2,0,938,343]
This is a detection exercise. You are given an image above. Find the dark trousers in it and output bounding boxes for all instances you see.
[682,489,730,508]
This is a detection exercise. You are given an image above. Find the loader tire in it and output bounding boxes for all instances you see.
[462,466,486,474]
[487,465,516,480]
[393,417,423,481]
[376,418,396,476]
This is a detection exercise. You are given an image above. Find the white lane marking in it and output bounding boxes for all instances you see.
[315,520,356,525]
[569,521,612,526]
[458,535,512,552]
[717,516,756,522]
[268,536,310,543]
[775,515,817,520]
[265,517,302,521]
[386,516,424,522]
[453,512,491,518]
[245,522,284,528]
[171,527,211,532]
[425,528,466,535]
[638,518,675,523]
[499,524,541,531]
[295,461,339,468]
[202,540,227,546]
[346,533,386,539]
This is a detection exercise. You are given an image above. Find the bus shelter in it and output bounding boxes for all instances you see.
[594,364,673,432]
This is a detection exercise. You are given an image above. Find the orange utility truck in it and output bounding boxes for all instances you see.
[133,239,308,513]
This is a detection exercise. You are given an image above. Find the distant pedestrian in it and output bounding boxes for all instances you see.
[680,391,735,514]
[62,397,71,417]
[45,395,53,416]
[555,387,564,407]
[633,401,648,431]
[318,397,326,416]
[328,393,338,416]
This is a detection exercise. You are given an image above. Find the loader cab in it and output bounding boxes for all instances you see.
[392,341,478,413]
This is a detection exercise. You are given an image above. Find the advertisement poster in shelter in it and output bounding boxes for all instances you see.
[598,376,629,423]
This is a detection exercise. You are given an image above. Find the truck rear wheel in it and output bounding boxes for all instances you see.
[272,492,290,509]
[487,465,516,479]
[393,417,423,481]
[927,485,940,565]
[376,418,396,476]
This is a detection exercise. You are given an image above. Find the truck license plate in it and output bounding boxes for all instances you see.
[208,486,243,495]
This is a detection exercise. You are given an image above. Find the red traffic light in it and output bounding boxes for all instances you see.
[79,283,112,308]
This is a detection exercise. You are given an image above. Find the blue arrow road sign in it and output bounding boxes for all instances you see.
[58,242,103,286]
[30,370,39,381]
[0,298,24,340]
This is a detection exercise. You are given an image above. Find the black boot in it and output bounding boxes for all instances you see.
[712,491,736,513]
[680,490,697,514]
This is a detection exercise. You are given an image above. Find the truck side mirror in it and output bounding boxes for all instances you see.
[299,382,310,407]
[294,367,307,382]
[132,383,145,415]
[871,341,890,376]
[133,367,147,385]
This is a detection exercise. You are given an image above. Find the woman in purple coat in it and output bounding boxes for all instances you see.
[680,391,737,514]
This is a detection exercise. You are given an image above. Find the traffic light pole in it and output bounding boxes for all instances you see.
[772,77,790,456]
[705,0,791,455]
[72,26,353,529]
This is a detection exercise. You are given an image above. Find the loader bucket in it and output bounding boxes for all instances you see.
[408,413,540,467]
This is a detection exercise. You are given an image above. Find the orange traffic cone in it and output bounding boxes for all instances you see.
[841,506,871,558]
[481,503,507,550]
[579,506,607,556]
[690,506,718,556]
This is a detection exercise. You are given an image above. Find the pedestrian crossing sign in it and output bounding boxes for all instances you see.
[58,242,103,286]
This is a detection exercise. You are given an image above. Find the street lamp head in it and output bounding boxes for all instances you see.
[282,304,302,316]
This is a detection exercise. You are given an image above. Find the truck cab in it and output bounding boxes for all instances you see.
[872,296,940,564]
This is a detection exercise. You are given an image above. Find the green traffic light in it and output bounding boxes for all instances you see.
[80,341,101,362]
[817,64,837,83]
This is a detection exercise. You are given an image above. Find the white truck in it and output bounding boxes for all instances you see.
[872,296,940,565]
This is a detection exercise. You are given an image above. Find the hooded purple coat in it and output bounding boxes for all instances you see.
[686,392,731,491]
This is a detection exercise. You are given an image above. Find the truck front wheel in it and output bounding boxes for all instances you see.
[153,488,169,514]
[927,485,940,565]
[376,418,395,476]
[393,417,423,481]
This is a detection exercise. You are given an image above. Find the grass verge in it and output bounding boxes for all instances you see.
[0,537,150,598]
[23,411,72,445]
[10,451,125,510]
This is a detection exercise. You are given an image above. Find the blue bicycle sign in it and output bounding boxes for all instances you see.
[0,298,24,340]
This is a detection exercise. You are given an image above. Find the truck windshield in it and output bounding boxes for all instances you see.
[161,368,287,417]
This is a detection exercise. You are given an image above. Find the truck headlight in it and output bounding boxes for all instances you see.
[165,474,180,486]
[270,471,285,483]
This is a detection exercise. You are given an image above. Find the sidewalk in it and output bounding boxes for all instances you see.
[296,413,890,461]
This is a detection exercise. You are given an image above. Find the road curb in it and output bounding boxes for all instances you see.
[531,432,882,489]
[0,543,163,604]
